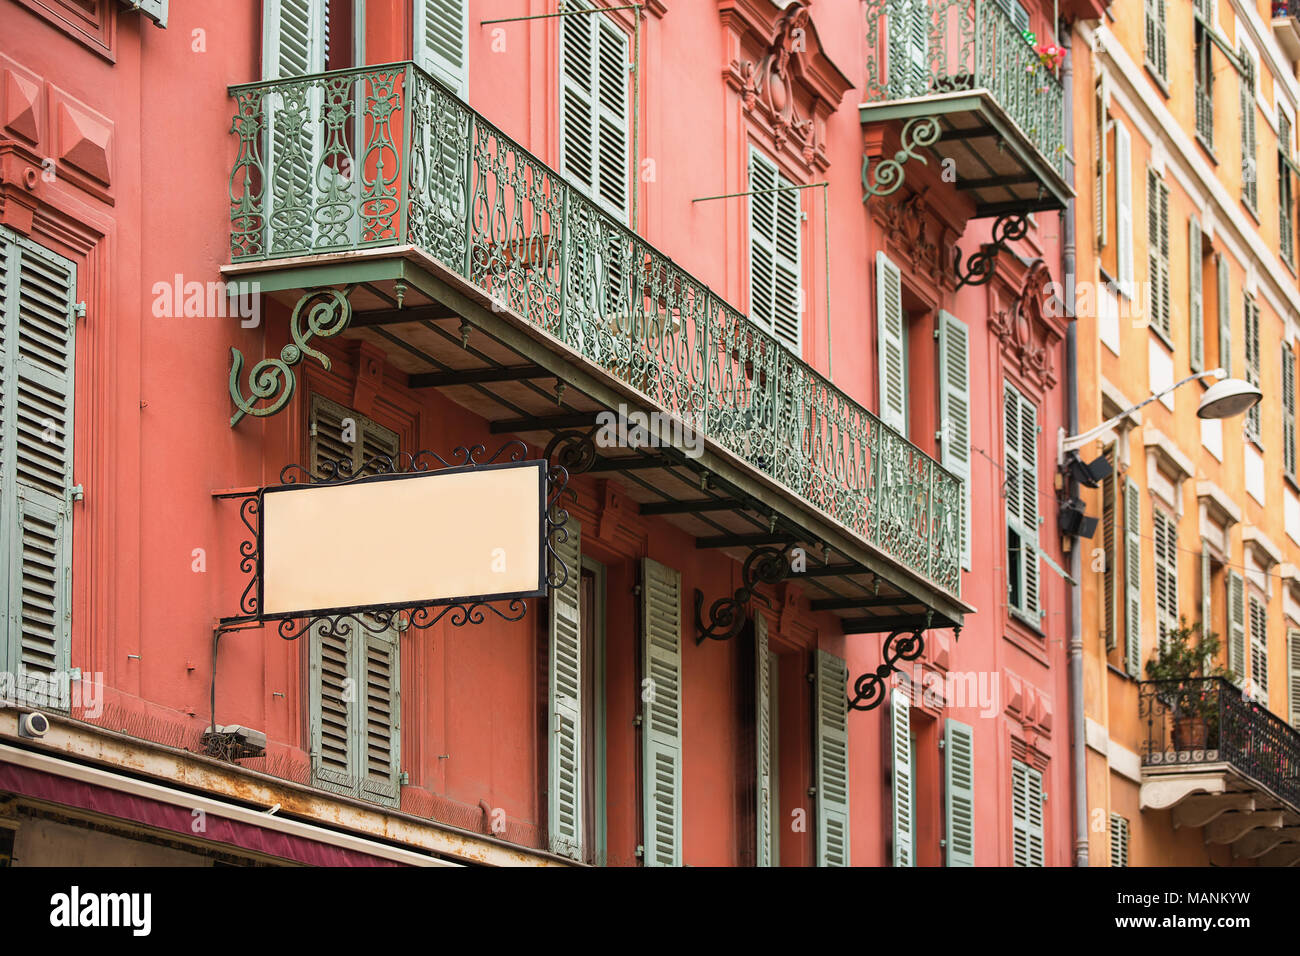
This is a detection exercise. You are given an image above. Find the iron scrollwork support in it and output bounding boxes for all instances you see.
[846,620,962,712]
[229,286,354,426]
[952,212,1031,288]
[861,116,941,203]
[694,544,793,644]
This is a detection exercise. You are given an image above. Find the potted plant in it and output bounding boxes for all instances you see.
[1145,617,1236,751]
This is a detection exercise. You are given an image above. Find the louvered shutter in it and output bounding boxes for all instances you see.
[1218,254,1231,377]
[415,0,468,97]
[359,626,401,806]
[939,311,971,572]
[1102,450,1119,651]
[560,3,629,221]
[641,557,682,866]
[0,233,77,709]
[1201,548,1213,651]
[1288,628,1300,729]
[1242,57,1258,209]
[1245,297,1261,442]
[1155,0,1167,79]
[1189,217,1203,371]
[1116,124,1134,296]
[1011,760,1044,867]
[876,252,907,434]
[888,680,912,867]
[1284,344,1296,476]
[1147,171,1170,337]
[904,0,929,95]
[1249,594,1268,698]
[754,614,773,867]
[548,519,583,859]
[944,719,974,867]
[1109,813,1129,866]
[814,649,850,867]
[1005,385,1040,621]
[1153,510,1178,652]
[1124,478,1142,677]
[121,0,168,28]
[747,151,801,353]
[309,621,356,795]
[1227,570,1246,685]
[1096,72,1109,249]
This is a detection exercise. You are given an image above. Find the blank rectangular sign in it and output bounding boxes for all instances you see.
[260,460,545,617]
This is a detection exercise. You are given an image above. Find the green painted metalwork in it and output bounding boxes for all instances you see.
[225,62,962,595]
[861,116,940,202]
[862,0,1066,178]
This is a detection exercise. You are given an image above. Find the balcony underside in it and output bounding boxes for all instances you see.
[1273,14,1300,63]
[860,90,1072,217]
[224,248,971,630]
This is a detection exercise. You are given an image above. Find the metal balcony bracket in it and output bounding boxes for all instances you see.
[952,212,1030,287]
[229,286,354,426]
[861,116,941,203]
[846,615,961,711]
[694,543,793,645]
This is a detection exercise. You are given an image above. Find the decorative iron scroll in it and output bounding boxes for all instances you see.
[229,287,353,426]
[846,620,962,711]
[219,440,567,634]
[861,116,941,203]
[694,544,793,644]
[952,211,1030,287]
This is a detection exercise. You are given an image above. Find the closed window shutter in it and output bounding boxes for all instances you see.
[815,649,850,866]
[1249,594,1268,698]
[1116,124,1134,296]
[121,0,168,28]
[1218,254,1232,377]
[1147,170,1170,337]
[1153,509,1178,652]
[754,614,773,867]
[1,232,77,709]
[1011,759,1045,867]
[939,311,971,572]
[1242,56,1258,209]
[415,0,469,97]
[943,718,975,867]
[1109,813,1129,867]
[560,4,630,221]
[359,627,401,806]
[548,519,583,859]
[309,621,356,794]
[1284,344,1296,476]
[889,685,912,867]
[1124,478,1142,677]
[1005,385,1040,622]
[1201,548,1213,655]
[1145,0,1167,79]
[264,0,326,80]
[1102,448,1119,651]
[1245,296,1261,442]
[876,252,907,434]
[1096,72,1109,249]
[641,557,682,866]
[1227,570,1246,684]
[748,151,802,353]
[1288,628,1300,729]
[1189,217,1203,371]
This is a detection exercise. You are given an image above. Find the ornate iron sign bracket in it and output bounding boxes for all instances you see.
[952,211,1031,287]
[694,543,793,644]
[861,116,940,203]
[229,285,354,426]
[847,617,963,712]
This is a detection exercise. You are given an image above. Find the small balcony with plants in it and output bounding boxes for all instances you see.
[1273,0,1300,62]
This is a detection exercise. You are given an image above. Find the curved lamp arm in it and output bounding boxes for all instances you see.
[1060,368,1225,455]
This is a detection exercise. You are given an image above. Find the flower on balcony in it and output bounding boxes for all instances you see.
[1036,43,1065,70]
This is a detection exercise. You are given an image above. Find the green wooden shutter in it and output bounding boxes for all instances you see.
[748,150,801,353]
[560,3,629,220]
[1242,55,1258,209]
[309,621,356,795]
[1102,448,1119,651]
[641,557,682,866]
[1096,72,1109,249]
[1288,628,1300,729]
[1011,759,1045,866]
[889,686,912,867]
[1201,548,1212,647]
[1109,813,1129,866]
[1116,123,1134,296]
[1124,478,1142,677]
[876,252,907,434]
[1249,594,1268,698]
[754,614,773,867]
[1153,509,1178,652]
[1245,296,1261,442]
[1147,170,1170,337]
[1189,216,1204,371]
[1218,254,1232,377]
[1227,570,1246,684]
[943,718,974,867]
[939,310,971,572]
[1005,385,1040,622]
[415,0,469,97]
[814,649,850,867]
[0,232,77,710]
[548,520,583,859]
[1144,0,1167,80]
[263,0,326,80]
[121,0,168,28]
[359,625,401,807]
[1284,344,1296,477]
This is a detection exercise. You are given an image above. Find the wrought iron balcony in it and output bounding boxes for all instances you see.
[225,62,963,598]
[1139,678,1300,842]
[860,0,1070,216]
[1274,0,1300,61]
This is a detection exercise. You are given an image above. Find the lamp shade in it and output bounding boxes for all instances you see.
[1196,377,1263,420]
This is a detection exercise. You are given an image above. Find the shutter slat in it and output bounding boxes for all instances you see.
[641,557,682,866]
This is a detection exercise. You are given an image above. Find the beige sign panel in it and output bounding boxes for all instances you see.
[260,461,545,617]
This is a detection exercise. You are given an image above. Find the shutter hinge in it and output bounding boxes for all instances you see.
[933,326,940,340]
[938,737,946,750]
[633,713,643,727]
[73,302,86,322]
[807,786,817,797]
[634,844,644,858]
[70,484,84,503]
[399,771,410,786]
[940,838,947,848]
[309,421,318,437]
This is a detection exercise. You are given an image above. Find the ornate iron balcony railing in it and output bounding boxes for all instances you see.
[1139,678,1300,812]
[862,0,1066,177]
[226,62,963,596]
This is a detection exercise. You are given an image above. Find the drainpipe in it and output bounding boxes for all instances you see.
[1060,27,1089,868]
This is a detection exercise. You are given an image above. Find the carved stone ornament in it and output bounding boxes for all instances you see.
[739,2,817,163]
[988,260,1060,390]
[877,191,951,289]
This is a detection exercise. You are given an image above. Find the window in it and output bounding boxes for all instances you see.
[306,396,402,807]
[1189,217,1204,372]
[1194,9,1214,148]
[1153,509,1179,650]
[1241,52,1258,211]
[1249,593,1268,698]
[415,0,469,97]
[1285,344,1297,477]
[560,1,631,220]
[1244,294,1261,444]
[1004,384,1041,624]
[1101,446,1119,651]
[1011,759,1045,866]
[0,228,78,711]
[1146,169,1171,339]
[1110,813,1129,867]
[1280,111,1295,267]
[1144,0,1167,83]
[749,149,802,353]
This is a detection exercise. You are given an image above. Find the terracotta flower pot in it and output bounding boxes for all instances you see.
[1173,717,1208,751]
